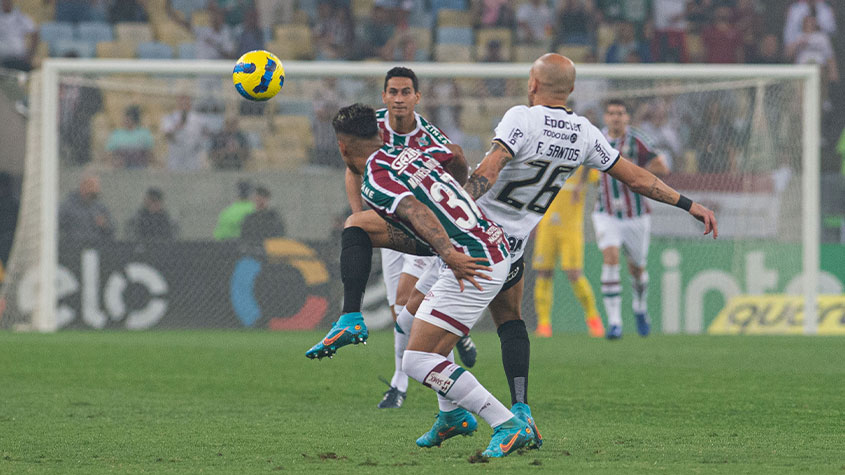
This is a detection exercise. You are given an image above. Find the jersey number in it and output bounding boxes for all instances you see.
[495,160,575,214]
[431,181,482,231]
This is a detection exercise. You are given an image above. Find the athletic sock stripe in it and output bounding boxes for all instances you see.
[431,309,470,336]
[602,293,621,298]
[601,281,620,286]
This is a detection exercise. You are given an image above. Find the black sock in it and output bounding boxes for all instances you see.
[340,227,373,314]
[497,319,530,405]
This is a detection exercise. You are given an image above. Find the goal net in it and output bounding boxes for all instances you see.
[0,60,822,334]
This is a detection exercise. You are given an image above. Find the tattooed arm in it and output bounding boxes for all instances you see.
[607,157,719,238]
[464,141,514,200]
[394,196,492,291]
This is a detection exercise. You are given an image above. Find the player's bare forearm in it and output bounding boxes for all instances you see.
[394,196,455,258]
[345,210,432,255]
[464,141,513,199]
[609,156,718,238]
[345,167,364,213]
[443,144,469,186]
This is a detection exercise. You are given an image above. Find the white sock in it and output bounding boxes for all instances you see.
[403,350,513,428]
[390,307,413,392]
[632,271,649,314]
[602,264,622,327]
[437,351,459,412]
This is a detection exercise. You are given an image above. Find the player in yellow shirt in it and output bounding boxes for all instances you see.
[532,167,605,338]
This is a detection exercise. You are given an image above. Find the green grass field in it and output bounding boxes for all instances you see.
[1,330,842,474]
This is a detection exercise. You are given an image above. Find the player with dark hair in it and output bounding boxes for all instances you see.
[322,102,536,457]
[341,66,477,410]
[594,98,670,339]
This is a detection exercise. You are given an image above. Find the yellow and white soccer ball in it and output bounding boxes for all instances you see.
[232,50,285,101]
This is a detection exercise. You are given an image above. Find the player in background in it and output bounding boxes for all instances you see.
[328,103,536,457]
[532,167,605,338]
[593,99,670,339]
[342,67,477,409]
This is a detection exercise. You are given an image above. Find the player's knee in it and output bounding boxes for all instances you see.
[602,247,620,265]
[536,269,553,279]
[402,350,439,382]
[564,269,581,281]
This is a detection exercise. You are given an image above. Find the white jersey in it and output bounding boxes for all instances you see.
[476,105,620,259]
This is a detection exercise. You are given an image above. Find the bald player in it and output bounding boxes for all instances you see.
[314,54,718,449]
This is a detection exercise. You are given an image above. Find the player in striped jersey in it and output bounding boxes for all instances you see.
[323,103,535,457]
[343,67,478,409]
[592,99,670,339]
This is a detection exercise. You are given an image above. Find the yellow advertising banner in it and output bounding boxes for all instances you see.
[708,295,845,335]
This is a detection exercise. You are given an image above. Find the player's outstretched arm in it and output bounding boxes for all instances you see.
[464,141,514,200]
[607,157,718,238]
[394,196,493,291]
[344,167,365,213]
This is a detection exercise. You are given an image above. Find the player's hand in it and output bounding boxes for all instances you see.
[441,250,493,292]
[689,202,718,239]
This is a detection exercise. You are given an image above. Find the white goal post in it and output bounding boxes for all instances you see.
[26,59,820,333]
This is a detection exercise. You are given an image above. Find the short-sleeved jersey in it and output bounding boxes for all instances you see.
[376,108,453,164]
[475,105,620,258]
[362,146,509,265]
[596,127,658,219]
[540,167,599,232]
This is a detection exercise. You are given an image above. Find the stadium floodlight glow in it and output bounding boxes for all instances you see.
[2,59,821,334]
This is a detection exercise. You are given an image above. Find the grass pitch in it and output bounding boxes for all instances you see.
[0,330,842,474]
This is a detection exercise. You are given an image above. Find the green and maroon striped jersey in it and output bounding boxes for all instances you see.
[597,127,659,219]
[361,145,509,265]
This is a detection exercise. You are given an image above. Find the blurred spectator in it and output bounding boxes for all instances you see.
[551,0,597,48]
[475,0,514,28]
[701,6,744,63]
[160,95,208,171]
[241,186,285,242]
[313,1,355,60]
[59,73,103,166]
[357,6,395,60]
[59,174,114,242]
[236,7,264,54]
[786,15,839,109]
[429,79,464,145]
[255,0,293,29]
[516,0,552,45]
[596,0,650,27]
[213,180,255,240]
[0,0,37,72]
[193,4,236,59]
[0,172,18,267]
[126,187,177,241]
[748,33,782,64]
[217,0,255,26]
[734,0,763,58]
[210,117,250,170]
[54,0,92,22]
[108,0,148,23]
[480,39,507,96]
[783,0,835,49]
[310,78,343,168]
[605,22,651,63]
[684,0,712,32]
[694,101,737,173]
[651,0,688,62]
[106,105,154,169]
[637,100,681,170]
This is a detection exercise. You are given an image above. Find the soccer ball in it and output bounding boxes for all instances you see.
[232,50,285,101]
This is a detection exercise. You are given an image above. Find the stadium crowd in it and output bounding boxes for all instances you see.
[0,0,844,244]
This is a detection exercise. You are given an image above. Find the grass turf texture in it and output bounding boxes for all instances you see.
[0,331,842,474]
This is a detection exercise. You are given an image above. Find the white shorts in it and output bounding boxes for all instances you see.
[402,254,436,279]
[382,250,437,306]
[381,248,405,307]
[591,213,651,268]
[415,257,511,336]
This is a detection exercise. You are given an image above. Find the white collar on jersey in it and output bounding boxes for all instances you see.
[382,109,422,138]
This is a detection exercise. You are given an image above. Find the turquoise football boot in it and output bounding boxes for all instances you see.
[305,312,368,360]
[511,403,543,448]
[416,409,478,447]
[482,417,533,458]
